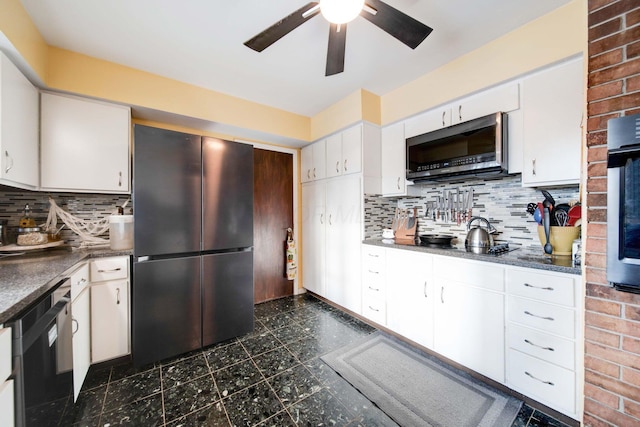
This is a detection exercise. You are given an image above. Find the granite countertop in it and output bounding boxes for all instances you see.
[0,245,132,324]
[363,239,581,275]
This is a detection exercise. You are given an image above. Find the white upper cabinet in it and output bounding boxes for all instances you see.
[450,82,520,125]
[0,52,39,190]
[381,122,408,196]
[326,126,362,178]
[301,139,326,183]
[325,132,345,178]
[404,107,451,139]
[521,57,584,187]
[41,92,131,193]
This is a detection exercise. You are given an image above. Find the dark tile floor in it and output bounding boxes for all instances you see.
[71,294,570,426]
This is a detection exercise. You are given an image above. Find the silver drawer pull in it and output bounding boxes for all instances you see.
[524,283,554,291]
[524,339,555,352]
[368,253,379,258]
[525,371,554,386]
[98,268,122,273]
[424,281,428,298]
[368,305,379,312]
[524,311,554,321]
[368,286,380,292]
[368,269,379,274]
[116,287,121,305]
[76,278,87,286]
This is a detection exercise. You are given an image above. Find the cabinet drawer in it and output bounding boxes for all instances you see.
[91,257,129,282]
[507,349,575,415]
[362,246,385,265]
[0,328,11,381]
[507,323,575,370]
[362,293,386,325]
[507,268,576,307]
[508,296,575,339]
[70,263,90,301]
[434,256,505,292]
[0,380,14,427]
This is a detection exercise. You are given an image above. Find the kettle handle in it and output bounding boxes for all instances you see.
[467,216,492,231]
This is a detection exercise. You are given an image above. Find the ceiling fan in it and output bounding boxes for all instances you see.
[244,0,433,76]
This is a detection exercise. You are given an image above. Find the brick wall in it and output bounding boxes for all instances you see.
[585,1,640,426]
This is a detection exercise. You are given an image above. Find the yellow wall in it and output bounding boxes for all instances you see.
[381,0,586,125]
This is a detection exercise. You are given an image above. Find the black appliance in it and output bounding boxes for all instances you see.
[10,279,74,427]
[406,112,508,181]
[132,125,254,367]
[607,113,640,293]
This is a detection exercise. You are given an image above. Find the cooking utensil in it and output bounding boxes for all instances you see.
[541,190,555,207]
[465,216,495,254]
[419,234,455,246]
[555,210,569,226]
[567,204,581,226]
[526,202,537,215]
[543,199,553,254]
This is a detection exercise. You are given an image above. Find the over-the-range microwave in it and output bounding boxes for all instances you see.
[406,112,508,181]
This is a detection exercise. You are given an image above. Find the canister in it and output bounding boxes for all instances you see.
[572,238,581,267]
[109,215,134,250]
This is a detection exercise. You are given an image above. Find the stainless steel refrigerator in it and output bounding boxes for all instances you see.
[132,125,254,367]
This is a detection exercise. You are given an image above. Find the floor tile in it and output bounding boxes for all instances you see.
[266,364,322,406]
[110,360,158,382]
[252,345,300,378]
[103,368,162,412]
[204,341,251,372]
[163,374,220,424]
[256,409,297,426]
[214,358,264,398]
[512,404,535,427]
[259,311,299,331]
[166,401,230,426]
[81,365,111,391]
[288,388,353,427]
[162,353,212,389]
[222,380,285,426]
[240,330,281,356]
[99,392,164,426]
[285,336,328,362]
[270,322,310,345]
[66,384,107,421]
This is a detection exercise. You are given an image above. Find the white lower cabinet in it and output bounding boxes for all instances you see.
[302,181,326,297]
[72,286,91,401]
[386,249,434,349]
[0,326,13,427]
[361,245,386,325]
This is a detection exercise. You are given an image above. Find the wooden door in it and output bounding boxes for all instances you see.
[253,149,294,303]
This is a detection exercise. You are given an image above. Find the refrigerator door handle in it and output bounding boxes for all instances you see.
[136,256,150,263]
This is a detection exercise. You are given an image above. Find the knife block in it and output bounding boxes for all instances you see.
[393,208,418,243]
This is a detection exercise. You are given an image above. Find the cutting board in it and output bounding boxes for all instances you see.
[0,240,64,252]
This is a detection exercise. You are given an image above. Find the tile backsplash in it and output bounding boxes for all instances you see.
[364,174,580,249]
[0,188,130,247]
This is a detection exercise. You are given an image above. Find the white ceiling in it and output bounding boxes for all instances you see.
[20,0,570,119]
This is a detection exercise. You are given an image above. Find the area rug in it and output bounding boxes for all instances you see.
[321,333,522,427]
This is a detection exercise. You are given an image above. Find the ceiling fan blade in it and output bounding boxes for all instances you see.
[326,23,347,76]
[361,0,433,49]
[244,2,320,52]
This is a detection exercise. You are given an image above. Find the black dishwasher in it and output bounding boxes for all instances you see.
[10,279,74,427]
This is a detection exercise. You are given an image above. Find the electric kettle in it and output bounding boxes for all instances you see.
[465,216,495,254]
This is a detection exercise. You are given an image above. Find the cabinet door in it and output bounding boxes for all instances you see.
[301,145,313,183]
[312,139,326,180]
[381,122,406,196]
[325,175,362,313]
[404,108,451,139]
[302,182,326,296]
[434,279,505,382]
[450,82,520,125]
[41,93,131,193]
[72,287,91,401]
[341,125,362,175]
[0,52,39,189]
[325,134,342,178]
[386,249,434,349]
[521,57,583,187]
[91,280,129,363]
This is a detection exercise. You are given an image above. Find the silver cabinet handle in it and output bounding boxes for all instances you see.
[72,318,79,335]
[336,161,340,173]
[368,286,380,291]
[424,281,428,298]
[344,159,347,172]
[328,214,332,225]
[76,277,87,286]
[525,371,554,386]
[307,169,311,179]
[4,150,13,174]
[320,213,324,225]
[440,286,444,304]
[532,159,536,176]
[441,111,446,126]
[118,171,123,187]
[368,269,379,274]
[313,167,316,178]
[116,287,121,305]
[524,311,554,321]
[397,177,401,190]
[524,283,554,291]
[368,305,380,312]
[458,105,462,121]
[524,339,554,352]
[98,268,122,273]
[368,253,379,258]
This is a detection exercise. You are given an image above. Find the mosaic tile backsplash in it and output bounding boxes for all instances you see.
[0,189,130,247]
[365,174,580,249]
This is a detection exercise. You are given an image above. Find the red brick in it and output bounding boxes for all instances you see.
[626,305,640,322]
[623,336,640,355]
[586,324,622,347]
[628,8,640,26]
[587,283,640,305]
[590,28,640,57]
[587,207,608,222]
[588,223,608,238]
[586,354,623,377]
[583,413,615,427]
[589,0,640,27]
[587,297,623,316]
[588,114,620,132]
[588,79,624,101]
[587,192,608,207]
[587,130,609,146]
[590,57,640,86]
[590,92,640,115]
[629,40,640,59]
[586,252,608,269]
[585,382,622,408]
[586,315,640,342]
[624,399,640,420]
[586,236,608,253]
[589,0,619,13]
[622,366,640,386]
[589,48,623,72]
[585,368,640,401]
[590,17,623,41]
[629,74,640,92]
[585,397,640,427]
[586,267,609,286]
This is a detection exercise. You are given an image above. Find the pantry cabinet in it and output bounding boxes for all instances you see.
[0,52,39,190]
[301,139,326,183]
[380,122,408,196]
[41,92,131,193]
[520,57,584,187]
[90,257,130,363]
[326,126,363,178]
[301,181,327,297]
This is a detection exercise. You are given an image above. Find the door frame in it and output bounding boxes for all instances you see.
[236,140,302,294]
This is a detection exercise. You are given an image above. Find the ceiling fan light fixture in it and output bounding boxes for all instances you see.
[320,0,365,24]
